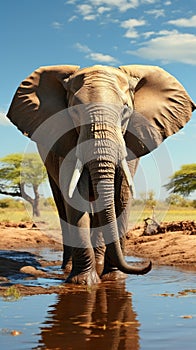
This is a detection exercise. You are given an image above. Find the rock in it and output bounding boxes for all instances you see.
[20,266,47,276]
[10,330,22,336]
[18,223,27,228]
[142,220,196,236]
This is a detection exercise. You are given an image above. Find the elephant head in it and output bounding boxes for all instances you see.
[7,64,195,279]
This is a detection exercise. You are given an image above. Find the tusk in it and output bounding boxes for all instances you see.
[68,159,83,198]
[121,159,136,199]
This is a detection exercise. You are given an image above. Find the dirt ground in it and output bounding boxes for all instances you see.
[125,220,196,269]
[0,221,62,250]
[0,220,195,296]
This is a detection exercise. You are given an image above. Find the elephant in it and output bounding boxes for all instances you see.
[7,64,195,285]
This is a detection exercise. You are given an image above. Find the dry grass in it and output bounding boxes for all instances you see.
[0,205,195,229]
[129,206,196,227]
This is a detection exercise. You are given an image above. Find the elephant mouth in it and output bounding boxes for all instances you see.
[69,157,135,201]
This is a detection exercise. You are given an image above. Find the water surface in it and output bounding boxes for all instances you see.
[0,257,195,349]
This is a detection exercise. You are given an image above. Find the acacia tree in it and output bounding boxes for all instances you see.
[139,190,157,208]
[0,153,47,216]
[165,164,196,197]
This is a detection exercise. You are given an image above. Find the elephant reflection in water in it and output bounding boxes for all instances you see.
[37,283,140,350]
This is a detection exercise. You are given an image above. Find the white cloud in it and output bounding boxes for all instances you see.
[75,42,118,64]
[145,9,165,18]
[84,14,97,20]
[67,0,171,22]
[168,15,196,28]
[77,4,98,20]
[51,21,63,29]
[87,52,118,63]
[0,111,12,126]
[78,4,93,16]
[143,31,155,39]
[88,0,139,12]
[97,6,110,14]
[121,18,146,38]
[128,31,196,65]
[124,29,139,38]
[75,43,91,53]
[68,0,168,23]
[142,0,157,3]
[66,0,77,4]
[121,18,146,28]
[68,15,77,22]
[72,0,140,18]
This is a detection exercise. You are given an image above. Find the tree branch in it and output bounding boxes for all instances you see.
[0,189,21,197]
[20,183,34,205]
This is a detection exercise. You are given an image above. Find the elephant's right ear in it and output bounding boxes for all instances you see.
[7,65,80,138]
[119,65,195,140]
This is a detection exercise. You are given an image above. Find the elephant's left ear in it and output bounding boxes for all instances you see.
[7,65,80,138]
[119,65,195,140]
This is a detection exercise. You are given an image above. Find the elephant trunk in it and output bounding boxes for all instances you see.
[88,160,152,275]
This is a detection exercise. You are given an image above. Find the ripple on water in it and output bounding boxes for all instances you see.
[0,253,195,350]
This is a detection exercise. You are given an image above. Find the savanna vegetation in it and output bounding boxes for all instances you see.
[0,193,195,228]
[165,164,196,197]
[0,156,195,227]
[0,153,47,217]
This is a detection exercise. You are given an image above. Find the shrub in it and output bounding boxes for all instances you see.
[0,198,25,209]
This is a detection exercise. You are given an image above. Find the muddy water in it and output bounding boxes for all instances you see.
[0,254,196,350]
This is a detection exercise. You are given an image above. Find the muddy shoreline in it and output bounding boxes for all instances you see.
[0,221,195,296]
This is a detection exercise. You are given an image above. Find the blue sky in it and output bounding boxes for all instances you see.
[0,0,195,199]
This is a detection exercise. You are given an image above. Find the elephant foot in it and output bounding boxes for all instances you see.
[101,267,127,281]
[65,268,100,285]
[61,260,72,273]
[61,245,72,272]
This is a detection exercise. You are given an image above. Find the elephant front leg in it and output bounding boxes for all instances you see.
[61,245,72,272]
[66,246,100,285]
[65,210,100,285]
[46,172,73,272]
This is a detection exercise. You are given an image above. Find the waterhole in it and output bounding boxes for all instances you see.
[0,251,195,350]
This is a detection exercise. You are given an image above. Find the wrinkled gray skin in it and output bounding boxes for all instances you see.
[7,65,195,285]
[40,102,150,285]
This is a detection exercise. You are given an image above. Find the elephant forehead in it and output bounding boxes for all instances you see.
[69,66,130,90]
[73,65,126,77]
[67,66,131,106]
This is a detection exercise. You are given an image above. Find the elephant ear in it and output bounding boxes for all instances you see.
[119,65,195,157]
[7,65,80,139]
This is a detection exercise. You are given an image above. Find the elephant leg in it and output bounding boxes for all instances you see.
[65,208,100,285]
[47,173,72,271]
[64,170,100,285]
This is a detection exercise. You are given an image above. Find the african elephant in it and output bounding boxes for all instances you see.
[7,64,195,285]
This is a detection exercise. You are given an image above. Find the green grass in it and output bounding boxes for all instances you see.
[3,286,21,301]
